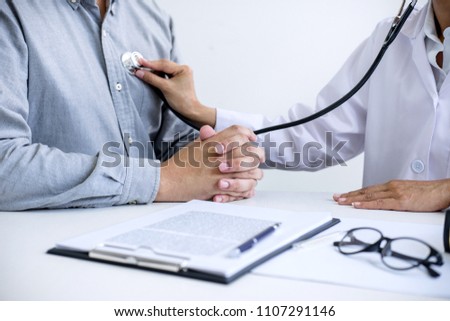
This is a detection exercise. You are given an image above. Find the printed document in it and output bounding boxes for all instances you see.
[54,201,333,279]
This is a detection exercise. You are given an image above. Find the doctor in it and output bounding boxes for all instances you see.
[136,0,450,212]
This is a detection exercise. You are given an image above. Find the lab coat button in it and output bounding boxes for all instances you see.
[115,83,122,91]
[411,160,425,174]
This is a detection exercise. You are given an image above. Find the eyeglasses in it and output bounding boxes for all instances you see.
[333,227,444,278]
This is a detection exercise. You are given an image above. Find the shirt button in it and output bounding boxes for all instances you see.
[115,83,122,91]
[411,160,425,174]
[128,136,133,144]
[70,0,77,3]
[102,30,108,37]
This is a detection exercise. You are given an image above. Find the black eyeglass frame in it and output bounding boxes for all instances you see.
[333,227,444,278]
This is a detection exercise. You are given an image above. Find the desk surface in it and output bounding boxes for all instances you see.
[0,191,446,300]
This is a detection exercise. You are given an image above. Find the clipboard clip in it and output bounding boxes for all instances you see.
[89,244,189,273]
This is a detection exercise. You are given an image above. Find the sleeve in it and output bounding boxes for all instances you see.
[152,15,199,162]
[215,26,383,171]
[0,4,159,211]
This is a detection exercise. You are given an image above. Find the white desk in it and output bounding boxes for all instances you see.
[0,192,446,300]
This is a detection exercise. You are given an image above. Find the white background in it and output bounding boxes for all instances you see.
[157,0,427,193]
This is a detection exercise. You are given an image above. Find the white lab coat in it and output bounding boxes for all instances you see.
[215,5,450,187]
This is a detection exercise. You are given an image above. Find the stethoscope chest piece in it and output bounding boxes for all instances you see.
[121,51,144,74]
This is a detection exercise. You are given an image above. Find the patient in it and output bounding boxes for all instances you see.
[0,0,263,210]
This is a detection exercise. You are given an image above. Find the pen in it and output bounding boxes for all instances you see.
[227,223,281,258]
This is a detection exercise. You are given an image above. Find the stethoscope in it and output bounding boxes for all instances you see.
[121,0,417,135]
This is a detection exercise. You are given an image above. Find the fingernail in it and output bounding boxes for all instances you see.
[353,202,361,207]
[219,162,230,172]
[215,144,224,154]
[215,196,223,203]
[219,180,230,190]
[333,193,342,199]
[338,198,347,203]
[135,70,144,78]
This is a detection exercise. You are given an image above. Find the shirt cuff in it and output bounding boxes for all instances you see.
[118,158,161,205]
[215,108,265,132]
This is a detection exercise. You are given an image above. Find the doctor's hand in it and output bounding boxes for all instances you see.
[155,125,264,203]
[199,125,265,203]
[334,179,450,212]
[135,59,216,128]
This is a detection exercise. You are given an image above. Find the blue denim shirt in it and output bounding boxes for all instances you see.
[0,0,196,210]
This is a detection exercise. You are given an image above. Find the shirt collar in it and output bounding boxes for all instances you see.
[424,0,441,45]
[66,0,116,15]
[400,1,428,40]
[66,0,81,10]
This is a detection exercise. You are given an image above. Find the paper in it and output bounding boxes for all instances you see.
[252,218,450,299]
[55,200,333,279]
[105,211,278,256]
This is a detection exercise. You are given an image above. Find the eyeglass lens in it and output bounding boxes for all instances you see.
[338,228,382,254]
[382,238,431,270]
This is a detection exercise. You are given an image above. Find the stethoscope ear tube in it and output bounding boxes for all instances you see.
[444,208,450,253]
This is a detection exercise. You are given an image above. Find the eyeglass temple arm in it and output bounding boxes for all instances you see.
[389,249,443,265]
[333,233,371,247]
[423,263,441,278]
[333,238,380,253]
[388,251,442,278]
[389,251,425,263]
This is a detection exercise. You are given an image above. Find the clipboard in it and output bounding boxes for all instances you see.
[47,201,339,284]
